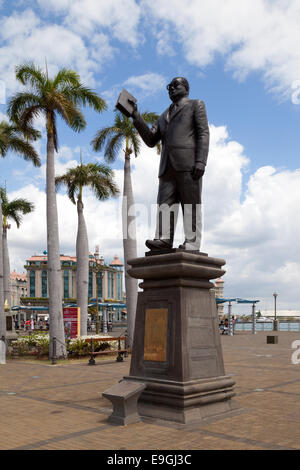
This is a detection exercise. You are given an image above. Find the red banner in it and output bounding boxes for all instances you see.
[63,307,80,339]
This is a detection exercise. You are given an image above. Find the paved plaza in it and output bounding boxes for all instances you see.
[1,331,300,450]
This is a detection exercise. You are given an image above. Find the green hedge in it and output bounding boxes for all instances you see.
[11,334,112,358]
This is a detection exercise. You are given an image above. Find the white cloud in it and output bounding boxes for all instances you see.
[124,73,166,98]
[0,110,8,121]
[37,146,79,181]
[58,146,74,162]
[0,9,114,95]
[2,0,300,103]
[156,27,176,57]
[142,0,300,99]
[102,73,166,108]
[37,0,142,46]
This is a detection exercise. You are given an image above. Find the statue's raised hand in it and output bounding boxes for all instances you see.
[128,98,138,118]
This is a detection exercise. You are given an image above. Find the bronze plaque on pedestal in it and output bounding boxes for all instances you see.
[144,308,168,362]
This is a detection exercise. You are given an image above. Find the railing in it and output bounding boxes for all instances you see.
[14,319,127,333]
[233,321,300,332]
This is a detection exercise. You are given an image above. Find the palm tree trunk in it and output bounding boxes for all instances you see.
[47,132,66,358]
[122,153,138,348]
[76,197,89,337]
[3,226,11,308]
[0,201,5,339]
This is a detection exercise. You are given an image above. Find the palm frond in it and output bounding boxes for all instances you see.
[91,126,120,152]
[53,69,80,89]
[1,193,34,228]
[104,132,124,163]
[10,64,108,151]
[8,136,41,167]
[15,63,46,91]
[62,85,107,113]
[0,120,41,165]
[141,111,159,124]
[6,198,34,215]
[55,162,119,204]
[130,132,141,158]
[18,105,43,136]
[7,92,42,125]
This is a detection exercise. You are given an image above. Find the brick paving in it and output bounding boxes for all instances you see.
[1,331,300,450]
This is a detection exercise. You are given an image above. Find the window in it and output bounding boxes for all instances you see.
[111,273,114,299]
[42,270,47,298]
[64,270,69,299]
[30,270,35,297]
[117,273,121,300]
[88,270,93,298]
[72,271,75,298]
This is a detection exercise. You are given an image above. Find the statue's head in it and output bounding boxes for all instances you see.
[166,77,189,102]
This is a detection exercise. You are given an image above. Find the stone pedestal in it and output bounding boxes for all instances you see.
[126,250,237,424]
[103,380,146,426]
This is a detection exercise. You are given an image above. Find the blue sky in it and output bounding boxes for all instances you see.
[1,0,300,314]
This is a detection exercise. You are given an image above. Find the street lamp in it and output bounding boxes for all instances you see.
[273,292,278,331]
[95,266,104,334]
[103,306,108,334]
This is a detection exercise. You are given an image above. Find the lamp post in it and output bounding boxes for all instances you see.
[228,301,233,336]
[252,302,256,335]
[103,306,108,334]
[273,292,278,331]
[95,268,104,335]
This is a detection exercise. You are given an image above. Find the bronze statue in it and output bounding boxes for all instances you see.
[118,77,209,251]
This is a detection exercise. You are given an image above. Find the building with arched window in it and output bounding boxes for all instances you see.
[9,270,27,306]
[22,249,124,305]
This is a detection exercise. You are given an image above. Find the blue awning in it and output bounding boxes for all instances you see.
[216,298,239,304]
[11,302,127,311]
[216,297,260,304]
[11,306,49,311]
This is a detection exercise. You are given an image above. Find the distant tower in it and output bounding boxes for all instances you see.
[94,245,99,260]
[109,255,124,301]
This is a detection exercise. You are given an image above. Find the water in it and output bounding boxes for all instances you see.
[234,322,300,332]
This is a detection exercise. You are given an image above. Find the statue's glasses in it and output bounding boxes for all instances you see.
[166,81,184,91]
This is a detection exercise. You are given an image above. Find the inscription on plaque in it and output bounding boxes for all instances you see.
[144,308,168,362]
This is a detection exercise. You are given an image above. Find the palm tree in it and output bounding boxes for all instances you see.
[55,161,119,336]
[0,187,34,308]
[0,120,40,339]
[8,63,106,357]
[91,110,159,347]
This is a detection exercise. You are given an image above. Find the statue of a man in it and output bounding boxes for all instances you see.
[130,77,209,251]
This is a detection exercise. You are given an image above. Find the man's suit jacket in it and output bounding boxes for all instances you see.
[133,97,209,177]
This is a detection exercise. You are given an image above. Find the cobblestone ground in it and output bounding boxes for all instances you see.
[1,331,300,450]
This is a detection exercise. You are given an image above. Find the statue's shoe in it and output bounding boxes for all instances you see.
[178,240,200,250]
[145,239,172,250]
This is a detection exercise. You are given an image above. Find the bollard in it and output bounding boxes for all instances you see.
[116,338,123,362]
[267,335,278,344]
[0,336,6,365]
[88,338,96,365]
[52,336,57,365]
[124,330,129,357]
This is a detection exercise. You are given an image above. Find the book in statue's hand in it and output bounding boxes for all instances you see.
[116,89,137,117]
